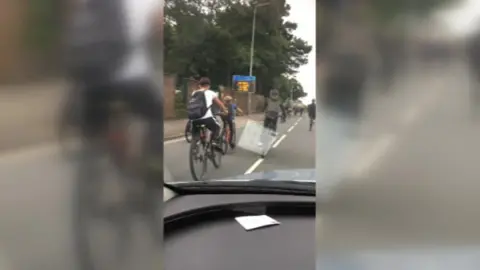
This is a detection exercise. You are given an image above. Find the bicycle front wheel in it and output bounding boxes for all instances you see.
[222,130,229,154]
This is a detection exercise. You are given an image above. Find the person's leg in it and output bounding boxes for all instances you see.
[227,118,234,146]
[263,116,270,128]
[272,116,278,133]
[203,117,222,152]
[76,83,111,211]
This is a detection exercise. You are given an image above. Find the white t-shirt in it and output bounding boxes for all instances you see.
[115,0,160,81]
[191,89,218,119]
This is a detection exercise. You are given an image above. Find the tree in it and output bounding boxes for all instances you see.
[273,75,306,100]
[164,0,312,97]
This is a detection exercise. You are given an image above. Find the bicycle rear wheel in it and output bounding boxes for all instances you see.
[210,139,223,168]
[189,136,207,181]
[184,121,192,143]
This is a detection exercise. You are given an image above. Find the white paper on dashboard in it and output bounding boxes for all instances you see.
[235,215,280,231]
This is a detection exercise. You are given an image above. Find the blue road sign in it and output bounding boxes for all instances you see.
[232,75,256,82]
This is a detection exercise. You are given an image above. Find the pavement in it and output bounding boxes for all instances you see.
[317,60,480,252]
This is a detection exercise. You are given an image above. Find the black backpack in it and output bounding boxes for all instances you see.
[64,0,129,86]
[187,91,210,120]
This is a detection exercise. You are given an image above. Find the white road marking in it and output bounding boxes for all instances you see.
[287,126,294,132]
[272,134,287,148]
[244,158,264,174]
[350,133,396,178]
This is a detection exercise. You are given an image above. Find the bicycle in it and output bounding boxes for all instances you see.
[184,120,192,143]
[73,100,162,270]
[189,120,225,181]
[220,118,236,154]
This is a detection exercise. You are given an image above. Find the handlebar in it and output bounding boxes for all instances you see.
[214,112,228,117]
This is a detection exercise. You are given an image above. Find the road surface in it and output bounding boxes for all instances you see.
[318,61,480,252]
[165,115,315,182]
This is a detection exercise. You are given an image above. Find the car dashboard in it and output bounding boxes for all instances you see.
[163,186,315,270]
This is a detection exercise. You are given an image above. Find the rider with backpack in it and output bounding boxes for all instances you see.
[187,77,228,152]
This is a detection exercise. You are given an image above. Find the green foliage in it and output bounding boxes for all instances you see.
[164,0,312,99]
[24,0,63,53]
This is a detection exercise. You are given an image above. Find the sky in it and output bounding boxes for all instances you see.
[438,0,480,37]
[285,0,315,103]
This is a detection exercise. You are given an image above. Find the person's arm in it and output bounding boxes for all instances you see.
[236,106,244,116]
[213,97,227,113]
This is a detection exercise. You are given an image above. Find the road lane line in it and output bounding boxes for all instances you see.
[272,134,287,148]
[244,158,264,174]
[350,133,396,178]
[287,126,294,132]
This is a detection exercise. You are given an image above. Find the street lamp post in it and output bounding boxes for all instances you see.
[248,1,270,115]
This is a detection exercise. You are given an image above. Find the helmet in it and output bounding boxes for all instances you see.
[224,95,232,102]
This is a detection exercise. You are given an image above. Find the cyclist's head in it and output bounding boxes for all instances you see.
[269,89,279,100]
[224,95,232,103]
[198,77,211,90]
[312,99,315,104]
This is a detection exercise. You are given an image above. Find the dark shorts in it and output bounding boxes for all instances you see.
[192,117,221,139]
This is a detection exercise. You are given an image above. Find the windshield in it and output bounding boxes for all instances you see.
[164,0,315,185]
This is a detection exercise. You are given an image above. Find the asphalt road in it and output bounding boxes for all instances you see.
[318,61,480,252]
[165,115,315,182]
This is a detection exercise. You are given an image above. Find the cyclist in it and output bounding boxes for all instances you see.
[263,89,282,135]
[187,77,228,152]
[222,95,236,149]
[65,0,164,183]
[307,99,316,131]
[258,89,282,156]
